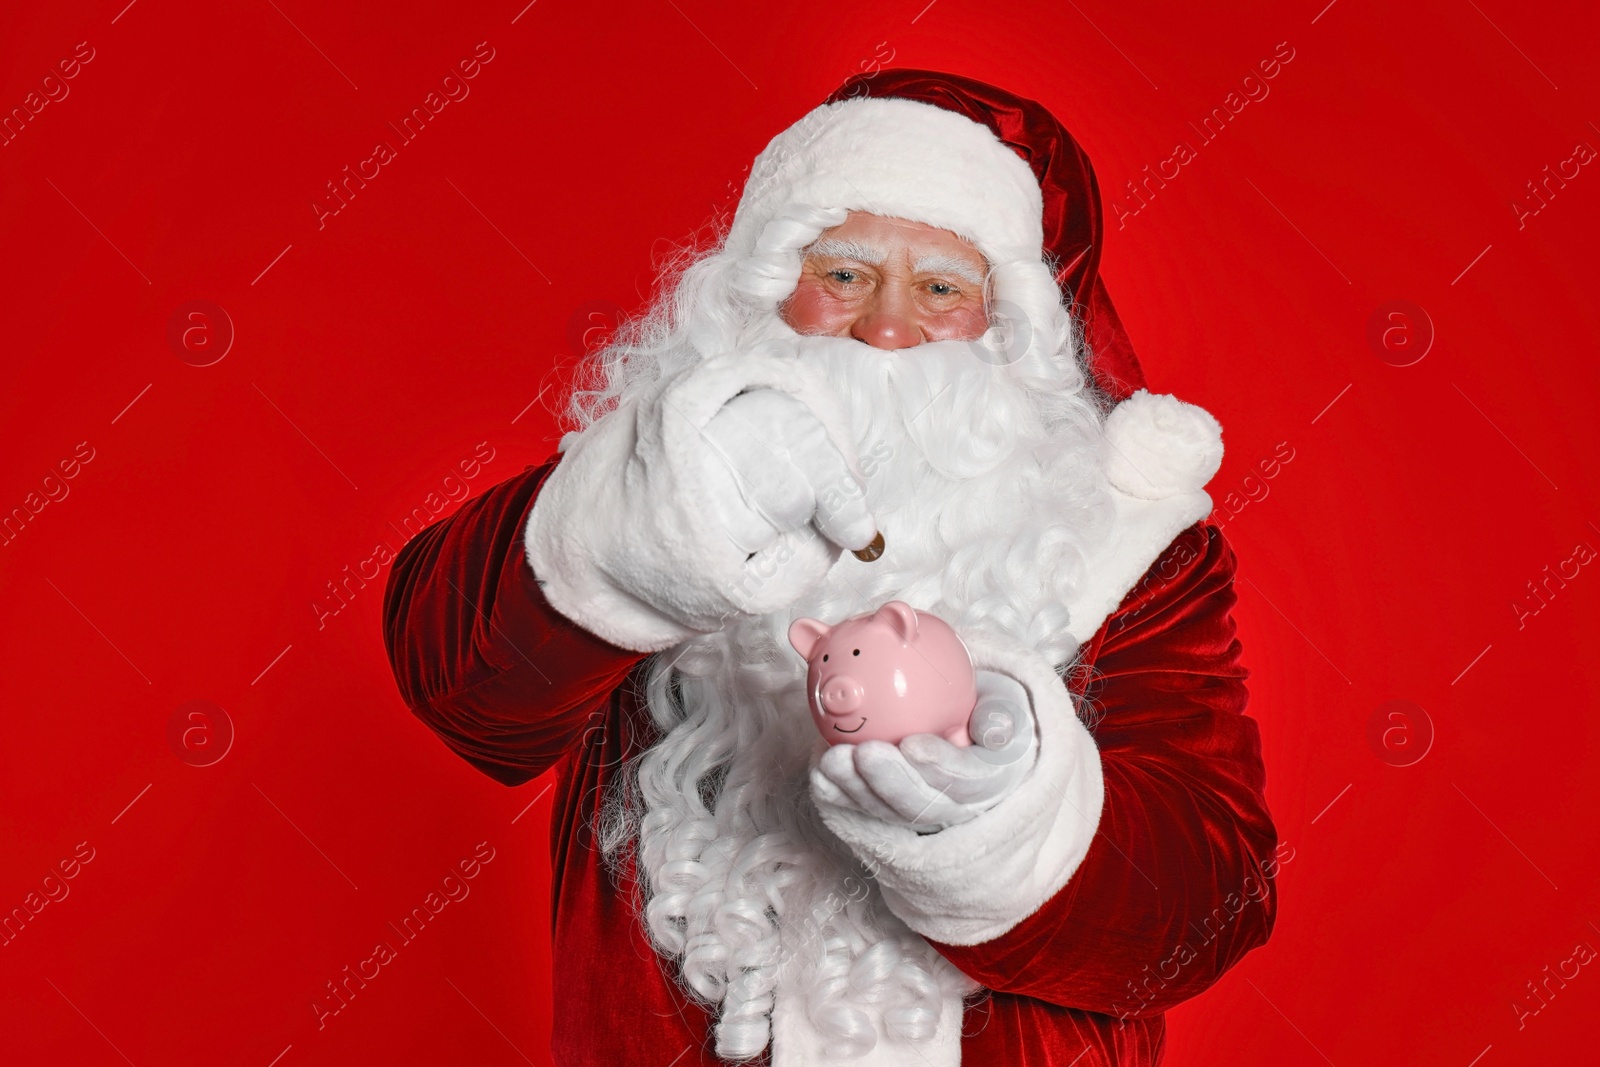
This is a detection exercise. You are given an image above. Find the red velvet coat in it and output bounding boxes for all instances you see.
[381,458,1279,1065]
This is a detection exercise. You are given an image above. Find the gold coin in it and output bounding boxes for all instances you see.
[852,531,885,563]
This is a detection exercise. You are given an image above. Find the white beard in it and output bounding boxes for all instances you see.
[600,322,1115,1061]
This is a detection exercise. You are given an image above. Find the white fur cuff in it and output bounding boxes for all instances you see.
[816,633,1104,946]
[524,401,699,652]
[524,348,865,653]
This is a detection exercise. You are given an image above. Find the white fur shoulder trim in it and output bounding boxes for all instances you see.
[1063,487,1214,648]
[816,633,1105,946]
[1065,392,1222,646]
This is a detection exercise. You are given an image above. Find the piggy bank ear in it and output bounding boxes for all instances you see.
[875,601,919,642]
[788,618,832,659]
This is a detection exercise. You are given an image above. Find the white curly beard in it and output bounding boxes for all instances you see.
[600,321,1115,1062]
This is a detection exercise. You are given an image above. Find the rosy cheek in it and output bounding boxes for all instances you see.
[782,280,855,336]
[921,303,990,342]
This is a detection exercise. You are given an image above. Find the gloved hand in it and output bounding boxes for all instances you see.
[525,345,880,653]
[810,669,1038,832]
[697,387,875,565]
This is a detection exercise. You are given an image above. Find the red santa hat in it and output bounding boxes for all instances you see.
[724,69,1148,403]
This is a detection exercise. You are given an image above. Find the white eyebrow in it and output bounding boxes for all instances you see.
[912,252,987,287]
[803,237,888,265]
[805,238,988,287]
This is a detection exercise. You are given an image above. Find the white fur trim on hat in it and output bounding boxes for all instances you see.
[721,97,1074,381]
[1102,389,1224,500]
[726,96,1044,272]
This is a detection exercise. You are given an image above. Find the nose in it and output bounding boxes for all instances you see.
[850,288,922,351]
[851,312,920,350]
[819,677,865,716]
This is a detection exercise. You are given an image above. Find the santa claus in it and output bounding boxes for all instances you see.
[383,70,1279,1066]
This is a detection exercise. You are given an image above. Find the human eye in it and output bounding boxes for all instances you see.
[828,268,860,284]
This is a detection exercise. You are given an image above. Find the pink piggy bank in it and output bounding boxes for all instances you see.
[787,601,978,747]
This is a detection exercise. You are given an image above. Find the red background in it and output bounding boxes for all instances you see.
[3,1,1598,1064]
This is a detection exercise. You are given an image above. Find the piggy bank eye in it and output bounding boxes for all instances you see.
[852,649,860,656]
[822,654,829,662]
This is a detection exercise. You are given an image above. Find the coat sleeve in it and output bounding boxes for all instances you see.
[928,522,1279,1018]
[381,458,648,786]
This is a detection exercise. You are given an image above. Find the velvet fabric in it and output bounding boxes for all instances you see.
[826,69,1146,403]
[381,459,1278,1065]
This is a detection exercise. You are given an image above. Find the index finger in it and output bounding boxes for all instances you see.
[767,398,878,553]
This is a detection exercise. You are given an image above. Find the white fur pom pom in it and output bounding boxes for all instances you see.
[1101,390,1224,499]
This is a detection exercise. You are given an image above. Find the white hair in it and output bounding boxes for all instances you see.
[587,208,1115,1061]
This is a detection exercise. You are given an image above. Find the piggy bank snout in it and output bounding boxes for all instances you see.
[818,676,865,715]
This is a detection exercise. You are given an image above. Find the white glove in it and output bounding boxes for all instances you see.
[697,387,875,563]
[811,670,1037,832]
[525,345,879,652]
